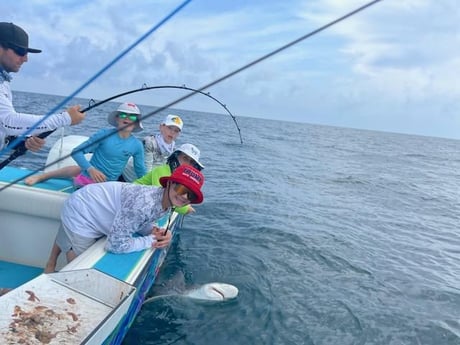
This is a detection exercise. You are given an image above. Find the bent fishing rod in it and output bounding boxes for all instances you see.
[84,84,243,144]
[0,84,243,170]
[0,0,383,191]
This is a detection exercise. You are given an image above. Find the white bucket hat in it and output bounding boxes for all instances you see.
[162,114,183,131]
[108,102,143,132]
[176,143,204,169]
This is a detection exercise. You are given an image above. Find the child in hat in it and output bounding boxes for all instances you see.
[25,102,146,188]
[121,114,183,182]
[44,165,205,272]
[135,143,204,214]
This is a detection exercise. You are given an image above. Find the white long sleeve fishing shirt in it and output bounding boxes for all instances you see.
[61,181,170,254]
[0,71,71,150]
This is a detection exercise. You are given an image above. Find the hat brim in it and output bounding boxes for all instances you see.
[175,147,204,169]
[13,44,42,53]
[160,175,203,204]
[162,122,182,131]
[26,47,41,53]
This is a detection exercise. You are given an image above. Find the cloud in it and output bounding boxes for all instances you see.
[2,0,460,138]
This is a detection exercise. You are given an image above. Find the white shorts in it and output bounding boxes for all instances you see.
[55,223,99,256]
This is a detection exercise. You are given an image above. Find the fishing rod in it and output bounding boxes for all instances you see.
[0,0,192,159]
[0,84,242,170]
[0,104,94,171]
[81,84,243,144]
[115,0,384,140]
[0,0,383,191]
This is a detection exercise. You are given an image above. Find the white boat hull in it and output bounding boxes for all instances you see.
[0,148,178,344]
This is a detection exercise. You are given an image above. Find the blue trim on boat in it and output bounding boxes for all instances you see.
[102,229,177,344]
[93,214,170,281]
[103,240,171,344]
[0,166,74,192]
[94,251,145,282]
[0,260,43,288]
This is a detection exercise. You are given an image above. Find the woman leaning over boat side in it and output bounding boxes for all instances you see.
[135,143,204,215]
[44,165,205,273]
[120,114,184,182]
[0,22,85,153]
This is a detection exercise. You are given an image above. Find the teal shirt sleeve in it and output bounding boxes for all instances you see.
[71,128,108,172]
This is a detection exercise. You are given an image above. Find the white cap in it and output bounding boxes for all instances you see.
[176,143,204,168]
[163,114,183,131]
[108,102,143,132]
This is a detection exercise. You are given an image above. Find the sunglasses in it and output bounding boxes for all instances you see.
[173,183,197,202]
[180,155,203,171]
[192,162,203,171]
[118,113,138,121]
[6,43,28,57]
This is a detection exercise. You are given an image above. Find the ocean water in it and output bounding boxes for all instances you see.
[9,91,460,345]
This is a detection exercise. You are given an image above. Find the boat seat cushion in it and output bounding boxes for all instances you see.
[0,260,42,288]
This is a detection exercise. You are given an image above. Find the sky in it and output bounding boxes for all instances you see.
[1,0,460,139]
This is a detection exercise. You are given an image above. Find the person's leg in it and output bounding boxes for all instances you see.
[51,223,96,269]
[44,242,61,273]
[47,224,73,273]
[25,165,81,185]
[66,250,77,263]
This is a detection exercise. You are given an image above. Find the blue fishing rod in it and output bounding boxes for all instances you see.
[0,0,193,164]
[0,0,383,191]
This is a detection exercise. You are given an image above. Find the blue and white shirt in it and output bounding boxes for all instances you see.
[72,128,146,181]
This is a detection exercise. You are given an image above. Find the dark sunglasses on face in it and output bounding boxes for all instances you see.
[5,43,28,57]
[180,154,203,171]
[118,113,138,121]
[192,162,203,171]
[173,183,197,202]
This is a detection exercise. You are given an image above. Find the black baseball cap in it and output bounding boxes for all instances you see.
[0,22,41,53]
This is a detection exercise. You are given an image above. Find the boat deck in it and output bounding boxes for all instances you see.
[0,269,135,344]
[0,165,175,343]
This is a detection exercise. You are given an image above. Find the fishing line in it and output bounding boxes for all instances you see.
[0,0,193,157]
[0,83,242,170]
[81,84,243,144]
[76,0,384,144]
[0,0,382,192]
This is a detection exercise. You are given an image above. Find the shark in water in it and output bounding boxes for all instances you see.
[144,271,238,304]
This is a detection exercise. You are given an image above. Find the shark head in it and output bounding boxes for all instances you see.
[184,282,239,301]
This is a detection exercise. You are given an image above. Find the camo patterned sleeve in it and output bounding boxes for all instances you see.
[105,184,169,253]
[143,135,162,172]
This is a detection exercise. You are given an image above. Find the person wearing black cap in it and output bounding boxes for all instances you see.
[0,22,86,152]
